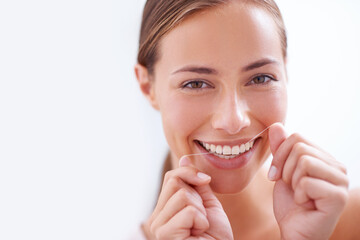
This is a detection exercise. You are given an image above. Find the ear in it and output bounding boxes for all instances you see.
[134,63,159,110]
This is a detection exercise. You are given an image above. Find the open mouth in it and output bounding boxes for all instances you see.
[195,139,256,159]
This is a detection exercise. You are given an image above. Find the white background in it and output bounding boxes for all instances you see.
[0,0,359,239]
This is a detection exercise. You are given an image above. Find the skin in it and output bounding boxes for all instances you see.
[135,2,360,240]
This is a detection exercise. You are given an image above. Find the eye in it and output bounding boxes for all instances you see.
[247,74,277,86]
[182,80,211,89]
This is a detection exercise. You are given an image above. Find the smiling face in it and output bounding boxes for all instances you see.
[137,2,288,193]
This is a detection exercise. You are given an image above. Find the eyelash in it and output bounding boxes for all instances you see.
[181,74,278,90]
[181,80,212,90]
[247,74,278,86]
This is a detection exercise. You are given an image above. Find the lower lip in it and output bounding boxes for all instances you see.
[195,140,259,170]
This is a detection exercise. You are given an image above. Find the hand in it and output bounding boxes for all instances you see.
[268,123,349,240]
[144,157,233,240]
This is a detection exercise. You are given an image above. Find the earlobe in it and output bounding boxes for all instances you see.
[134,63,159,110]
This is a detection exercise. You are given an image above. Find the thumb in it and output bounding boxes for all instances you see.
[179,155,193,167]
[268,122,288,155]
[268,122,288,181]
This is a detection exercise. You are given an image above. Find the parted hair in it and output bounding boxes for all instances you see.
[137,0,287,76]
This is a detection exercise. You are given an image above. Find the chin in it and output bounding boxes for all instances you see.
[208,168,256,194]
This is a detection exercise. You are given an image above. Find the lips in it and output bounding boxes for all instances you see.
[194,138,260,169]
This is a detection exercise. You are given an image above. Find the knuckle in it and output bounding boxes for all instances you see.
[293,142,307,153]
[338,162,348,175]
[177,188,191,203]
[335,188,349,206]
[167,176,182,189]
[339,174,350,189]
[299,155,312,171]
[163,171,172,183]
[185,205,198,216]
[299,177,309,189]
[290,133,305,143]
[149,221,157,236]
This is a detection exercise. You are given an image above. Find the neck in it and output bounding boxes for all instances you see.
[215,167,279,239]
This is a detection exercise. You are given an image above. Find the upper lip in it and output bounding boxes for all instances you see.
[195,137,259,147]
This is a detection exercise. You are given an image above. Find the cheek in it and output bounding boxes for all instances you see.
[246,88,287,126]
[160,94,211,149]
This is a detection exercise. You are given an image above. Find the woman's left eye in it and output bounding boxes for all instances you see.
[248,75,277,85]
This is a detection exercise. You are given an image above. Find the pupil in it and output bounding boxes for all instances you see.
[256,76,265,83]
[191,82,202,88]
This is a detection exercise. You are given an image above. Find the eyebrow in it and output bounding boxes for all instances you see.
[171,58,279,75]
[171,66,218,75]
[242,58,278,72]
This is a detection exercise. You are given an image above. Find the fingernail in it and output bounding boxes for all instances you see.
[197,172,211,180]
[268,166,277,181]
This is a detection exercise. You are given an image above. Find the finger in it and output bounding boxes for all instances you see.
[270,131,322,181]
[195,183,223,210]
[153,206,209,239]
[153,170,208,219]
[179,156,214,182]
[162,165,211,187]
[179,156,220,208]
[153,166,210,221]
[291,155,349,191]
[294,176,348,213]
[268,122,288,181]
[280,140,348,186]
[282,142,324,185]
[179,155,192,167]
[269,122,288,154]
[180,156,223,212]
[151,188,207,232]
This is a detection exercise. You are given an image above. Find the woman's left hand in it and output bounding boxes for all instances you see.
[268,123,349,240]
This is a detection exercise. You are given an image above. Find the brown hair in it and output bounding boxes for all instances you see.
[137,0,287,76]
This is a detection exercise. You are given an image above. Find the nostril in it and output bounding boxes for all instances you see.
[211,111,250,135]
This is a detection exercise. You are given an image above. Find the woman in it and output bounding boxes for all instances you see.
[133,0,360,239]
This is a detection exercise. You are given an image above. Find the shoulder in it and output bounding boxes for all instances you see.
[330,188,360,240]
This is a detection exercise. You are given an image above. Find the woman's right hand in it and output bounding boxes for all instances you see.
[143,157,233,240]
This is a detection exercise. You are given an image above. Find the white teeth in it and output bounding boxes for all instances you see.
[239,144,246,153]
[199,139,256,158]
[245,142,250,151]
[205,143,210,151]
[223,145,231,155]
[215,145,222,154]
[231,145,240,155]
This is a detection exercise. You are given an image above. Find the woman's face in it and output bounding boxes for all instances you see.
[149,3,287,193]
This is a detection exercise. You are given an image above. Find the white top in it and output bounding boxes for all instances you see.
[128,226,147,240]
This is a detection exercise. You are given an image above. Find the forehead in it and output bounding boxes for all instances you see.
[157,3,284,74]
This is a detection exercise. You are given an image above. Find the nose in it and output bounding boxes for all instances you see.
[211,92,250,135]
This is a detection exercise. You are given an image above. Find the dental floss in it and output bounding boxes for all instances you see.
[179,126,271,162]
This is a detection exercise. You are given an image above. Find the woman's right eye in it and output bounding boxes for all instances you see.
[182,80,211,89]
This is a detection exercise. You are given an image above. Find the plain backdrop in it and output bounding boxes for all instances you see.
[0,0,359,239]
